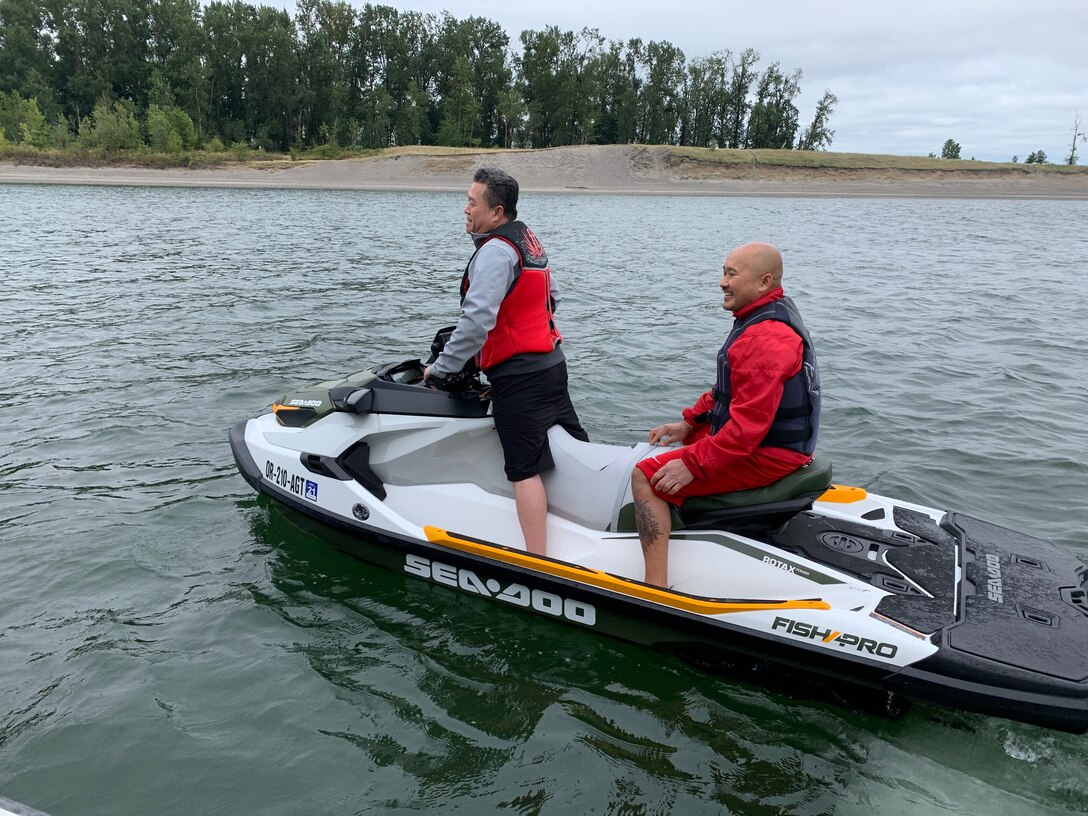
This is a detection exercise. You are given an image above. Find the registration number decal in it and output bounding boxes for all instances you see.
[264,460,318,502]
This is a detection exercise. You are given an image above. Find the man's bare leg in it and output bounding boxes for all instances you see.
[631,469,673,587]
[514,475,548,555]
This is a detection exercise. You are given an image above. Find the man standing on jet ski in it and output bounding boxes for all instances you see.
[632,242,821,587]
[424,167,588,556]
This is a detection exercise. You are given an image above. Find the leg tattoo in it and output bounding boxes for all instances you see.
[634,498,661,550]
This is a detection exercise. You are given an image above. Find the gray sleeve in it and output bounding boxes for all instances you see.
[431,242,518,377]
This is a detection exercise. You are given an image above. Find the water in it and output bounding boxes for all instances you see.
[2,184,1087,815]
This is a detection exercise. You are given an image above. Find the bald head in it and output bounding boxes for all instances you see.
[734,242,783,283]
[719,242,784,313]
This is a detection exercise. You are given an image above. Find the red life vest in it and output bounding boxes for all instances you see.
[460,220,562,371]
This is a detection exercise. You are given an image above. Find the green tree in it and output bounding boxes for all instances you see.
[586,39,641,146]
[0,0,57,113]
[722,48,759,148]
[678,47,758,149]
[202,1,299,150]
[678,50,731,147]
[518,26,602,147]
[80,95,142,151]
[637,39,685,144]
[203,1,252,143]
[940,138,961,159]
[165,106,197,149]
[746,62,801,149]
[243,4,300,149]
[50,114,72,146]
[0,90,23,141]
[393,80,430,147]
[358,85,395,148]
[0,90,51,146]
[797,89,837,150]
[49,0,109,127]
[49,0,156,127]
[436,54,479,146]
[495,85,525,147]
[0,3,836,157]
[142,103,195,151]
[147,0,207,136]
[517,26,564,147]
[433,14,511,147]
[353,4,441,147]
[394,10,442,144]
[295,0,356,146]
[146,103,182,151]
[17,93,50,145]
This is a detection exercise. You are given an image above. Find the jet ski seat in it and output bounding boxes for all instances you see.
[613,455,834,534]
[541,427,657,531]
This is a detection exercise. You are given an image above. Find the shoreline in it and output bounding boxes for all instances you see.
[3,145,1086,199]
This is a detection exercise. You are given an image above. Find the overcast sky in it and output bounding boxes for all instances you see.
[323,0,1087,162]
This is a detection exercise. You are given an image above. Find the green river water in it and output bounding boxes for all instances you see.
[1,185,1086,815]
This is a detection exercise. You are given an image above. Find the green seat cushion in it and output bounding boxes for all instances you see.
[613,454,832,533]
[681,454,832,514]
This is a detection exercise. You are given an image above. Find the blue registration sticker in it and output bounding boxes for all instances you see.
[304,480,319,502]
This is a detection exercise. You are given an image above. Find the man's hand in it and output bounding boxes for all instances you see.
[648,421,693,446]
[649,459,694,495]
[422,365,440,390]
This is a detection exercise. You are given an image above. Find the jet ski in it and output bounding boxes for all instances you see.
[229,334,1088,734]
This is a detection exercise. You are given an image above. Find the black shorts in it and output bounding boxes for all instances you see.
[489,361,589,482]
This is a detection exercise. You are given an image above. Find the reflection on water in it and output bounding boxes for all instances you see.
[1,185,1086,815]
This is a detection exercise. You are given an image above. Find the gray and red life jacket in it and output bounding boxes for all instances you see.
[460,220,562,371]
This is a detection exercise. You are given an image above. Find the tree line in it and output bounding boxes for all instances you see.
[0,0,838,153]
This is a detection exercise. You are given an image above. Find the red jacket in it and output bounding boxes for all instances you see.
[679,288,813,481]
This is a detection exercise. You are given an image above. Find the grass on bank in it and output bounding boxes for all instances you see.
[2,141,1085,175]
[665,146,1088,174]
[0,142,505,169]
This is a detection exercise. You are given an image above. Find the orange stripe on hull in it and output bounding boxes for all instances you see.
[423,526,831,616]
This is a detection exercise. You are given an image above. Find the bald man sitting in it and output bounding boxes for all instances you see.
[632,242,822,587]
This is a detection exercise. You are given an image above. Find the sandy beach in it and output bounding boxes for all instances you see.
[2,145,1086,199]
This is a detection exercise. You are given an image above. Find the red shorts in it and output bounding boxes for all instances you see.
[635,428,810,506]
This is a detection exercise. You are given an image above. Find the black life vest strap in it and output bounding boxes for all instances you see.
[762,427,813,445]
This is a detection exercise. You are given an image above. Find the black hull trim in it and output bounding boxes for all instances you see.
[230,421,262,492]
[886,664,1088,734]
